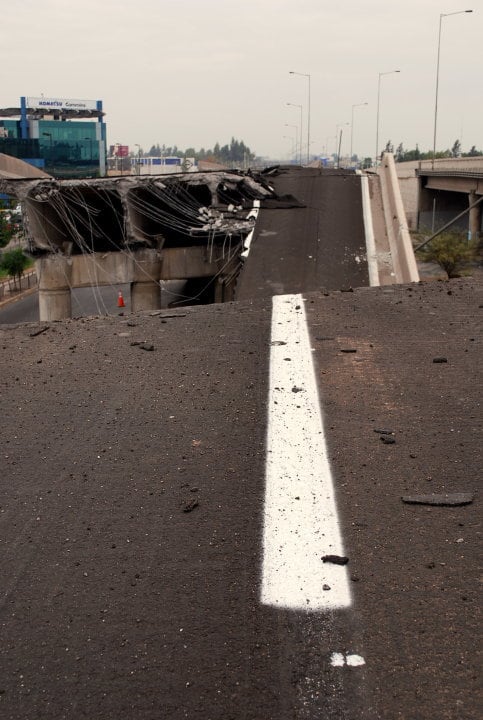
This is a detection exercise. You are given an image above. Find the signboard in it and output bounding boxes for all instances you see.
[26,97,98,111]
[114,145,129,158]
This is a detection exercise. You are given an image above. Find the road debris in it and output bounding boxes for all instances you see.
[182,498,199,513]
[322,555,349,565]
[401,493,474,506]
[29,326,50,337]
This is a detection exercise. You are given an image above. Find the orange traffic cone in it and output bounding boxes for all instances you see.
[117,291,125,308]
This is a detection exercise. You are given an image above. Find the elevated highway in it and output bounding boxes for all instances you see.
[0,156,419,322]
[1,160,480,720]
[395,156,483,238]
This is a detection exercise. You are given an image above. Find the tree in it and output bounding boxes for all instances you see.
[142,138,256,165]
[395,143,405,162]
[384,140,394,154]
[0,248,30,287]
[0,211,16,249]
[464,145,482,157]
[147,144,162,157]
[416,231,478,279]
[451,139,462,158]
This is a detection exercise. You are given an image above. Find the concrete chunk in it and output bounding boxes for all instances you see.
[401,493,474,507]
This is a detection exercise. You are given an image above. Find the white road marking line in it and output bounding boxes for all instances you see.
[260,294,352,611]
[346,654,366,667]
[330,652,366,667]
[241,200,260,259]
[361,175,380,286]
[330,652,346,667]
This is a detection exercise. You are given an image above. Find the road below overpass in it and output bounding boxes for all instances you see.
[0,285,130,324]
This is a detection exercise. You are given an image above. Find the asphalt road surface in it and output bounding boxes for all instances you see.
[0,168,480,719]
[0,282,192,324]
[0,285,132,324]
[0,278,480,720]
[236,167,369,300]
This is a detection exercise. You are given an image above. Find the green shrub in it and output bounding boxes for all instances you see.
[0,211,16,249]
[0,248,30,287]
[416,231,479,279]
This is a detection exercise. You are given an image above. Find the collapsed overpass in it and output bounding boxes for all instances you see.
[1,171,304,318]
[0,154,419,320]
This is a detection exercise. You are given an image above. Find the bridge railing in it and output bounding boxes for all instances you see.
[379,153,420,284]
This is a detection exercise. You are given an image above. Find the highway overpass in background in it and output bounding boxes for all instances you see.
[395,155,483,237]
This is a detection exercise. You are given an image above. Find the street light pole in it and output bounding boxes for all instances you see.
[286,102,303,164]
[289,71,311,164]
[284,124,298,164]
[335,123,349,168]
[283,134,296,162]
[134,144,141,175]
[375,70,400,168]
[350,102,368,167]
[432,9,472,169]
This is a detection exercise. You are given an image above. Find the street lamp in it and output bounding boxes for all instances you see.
[284,124,299,165]
[335,123,349,168]
[283,134,297,162]
[134,143,142,175]
[432,9,473,168]
[350,103,368,167]
[375,70,400,168]
[286,102,303,165]
[289,71,311,164]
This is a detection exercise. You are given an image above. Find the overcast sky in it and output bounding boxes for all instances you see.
[1,0,481,161]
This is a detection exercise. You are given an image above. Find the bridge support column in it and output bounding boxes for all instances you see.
[36,255,72,321]
[130,248,162,312]
[468,192,481,241]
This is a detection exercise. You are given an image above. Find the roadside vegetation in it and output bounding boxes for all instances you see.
[384,139,482,163]
[0,247,32,287]
[0,202,32,287]
[414,230,479,279]
[0,207,17,249]
[136,137,256,165]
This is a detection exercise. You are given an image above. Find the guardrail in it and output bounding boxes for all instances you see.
[416,169,483,179]
[0,269,37,302]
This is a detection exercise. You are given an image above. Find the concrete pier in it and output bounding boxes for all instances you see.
[131,248,162,312]
[36,255,73,321]
[468,191,481,241]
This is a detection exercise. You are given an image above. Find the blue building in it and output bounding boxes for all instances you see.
[0,96,107,178]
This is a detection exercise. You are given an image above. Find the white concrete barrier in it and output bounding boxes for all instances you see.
[378,153,419,283]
